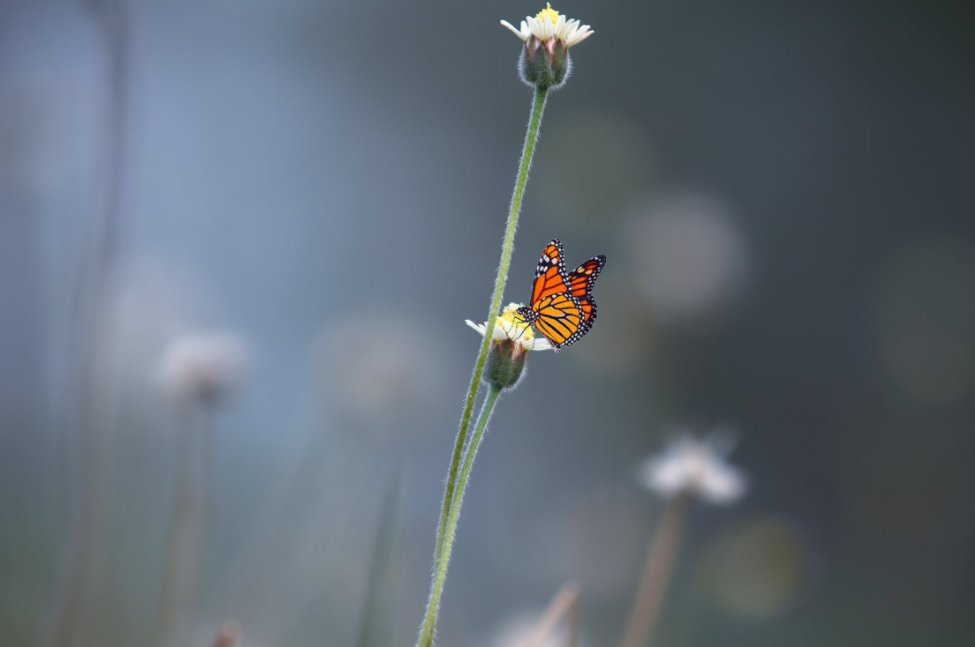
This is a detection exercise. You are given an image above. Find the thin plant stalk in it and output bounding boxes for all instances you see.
[524,583,582,647]
[155,408,216,647]
[418,385,503,646]
[433,86,549,563]
[48,2,128,645]
[356,466,402,647]
[619,495,691,647]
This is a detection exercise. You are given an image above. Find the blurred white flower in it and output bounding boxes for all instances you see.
[501,4,594,49]
[466,303,554,352]
[639,431,747,505]
[158,332,249,407]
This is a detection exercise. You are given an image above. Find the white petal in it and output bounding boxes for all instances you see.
[700,466,747,505]
[465,320,488,336]
[556,17,575,41]
[529,15,555,41]
[527,338,554,351]
[565,26,593,47]
[639,456,685,496]
[491,323,508,341]
[500,19,529,42]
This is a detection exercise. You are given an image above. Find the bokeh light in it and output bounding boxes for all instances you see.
[620,193,750,328]
[701,517,808,619]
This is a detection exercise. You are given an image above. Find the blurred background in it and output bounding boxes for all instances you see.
[2,0,974,645]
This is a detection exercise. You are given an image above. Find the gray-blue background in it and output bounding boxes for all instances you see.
[2,0,973,644]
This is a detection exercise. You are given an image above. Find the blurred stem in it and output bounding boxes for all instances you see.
[418,385,502,647]
[433,86,549,568]
[356,466,401,647]
[155,408,215,647]
[619,494,691,647]
[48,2,127,646]
[525,583,581,647]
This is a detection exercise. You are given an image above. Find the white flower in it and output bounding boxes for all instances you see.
[158,332,249,406]
[466,303,553,352]
[639,431,747,505]
[501,3,594,48]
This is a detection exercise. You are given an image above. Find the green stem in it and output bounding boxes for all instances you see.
[418,385,503,647]
[434,86,549,561]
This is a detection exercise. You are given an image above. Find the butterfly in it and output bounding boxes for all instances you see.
[515,239,606,350]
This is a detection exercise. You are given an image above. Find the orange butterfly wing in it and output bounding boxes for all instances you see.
[567,256,606,328]
[532,293,587,349]
[523,240,605,350]
[530,240,572,304]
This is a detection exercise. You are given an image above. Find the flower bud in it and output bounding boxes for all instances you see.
[520,37,571,90]
[484,339,528,390]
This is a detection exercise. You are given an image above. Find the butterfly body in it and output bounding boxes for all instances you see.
[516,239,605,350]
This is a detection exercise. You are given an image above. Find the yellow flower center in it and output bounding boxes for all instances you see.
[535,3,560,26]
[499,304,535,341]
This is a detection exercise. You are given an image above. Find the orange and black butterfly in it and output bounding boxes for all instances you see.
[515,239,606,350]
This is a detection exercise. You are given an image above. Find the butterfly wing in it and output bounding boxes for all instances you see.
[529,239,571,305]
[567,255,606,328]
[532,293,587,350]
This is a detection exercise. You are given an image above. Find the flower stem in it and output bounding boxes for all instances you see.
[619,494,691,647]
[418,385,503,647]
[155,408,215,647]
[524,583,582,647]
[434,86,548,561]
[48,3,128,645]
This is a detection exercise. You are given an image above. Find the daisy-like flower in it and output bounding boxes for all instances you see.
[466,303,554,353]
[467,303,552,389]
[500,4,594,90]
[500,4,594,48]
[638,431,747,505]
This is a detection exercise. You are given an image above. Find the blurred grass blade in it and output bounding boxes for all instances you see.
[356,466,402,647]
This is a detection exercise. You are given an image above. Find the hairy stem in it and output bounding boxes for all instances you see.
[418,385,502,647]
[434,86,548,561]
